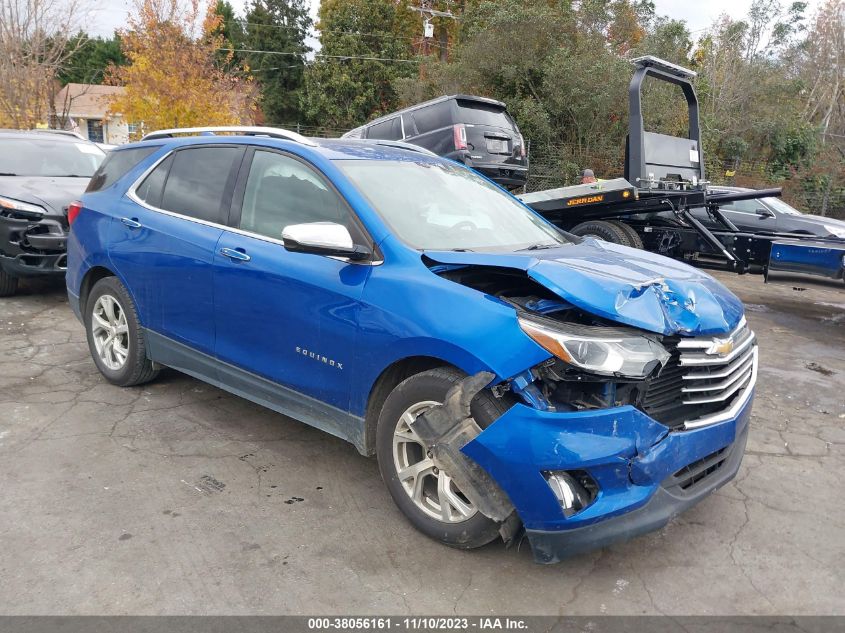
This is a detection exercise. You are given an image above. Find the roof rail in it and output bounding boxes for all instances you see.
[363,139,439,157]
[141,126,318,146]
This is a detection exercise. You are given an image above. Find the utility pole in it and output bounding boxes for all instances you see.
[409,1,458,61]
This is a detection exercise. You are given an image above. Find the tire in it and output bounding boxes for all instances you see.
[0,268,18,297]
[84,276,159,387]
[609,220,644,249]
[376,367,512,549]
[570,220,631,245]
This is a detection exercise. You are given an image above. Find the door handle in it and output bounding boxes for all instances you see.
[120,217,142,229]
[219,247,251,262]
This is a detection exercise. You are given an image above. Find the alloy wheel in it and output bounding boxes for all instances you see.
[91,294,130,371]
[392,400,478,523]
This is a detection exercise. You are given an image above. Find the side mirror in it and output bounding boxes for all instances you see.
[281,222,371,261]
[755,207,775,218]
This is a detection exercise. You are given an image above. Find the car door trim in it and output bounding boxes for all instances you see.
[143,328,368,454]
[127,146,382,265]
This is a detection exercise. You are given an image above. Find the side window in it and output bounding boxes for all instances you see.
[239,150,353,241]
[135,154,173,208]
[722,199,759,214]
[367,117,403,140]
[401,114,415,136]
[159,146,242,223]
[86,146,159,192]
[412,101,451,135]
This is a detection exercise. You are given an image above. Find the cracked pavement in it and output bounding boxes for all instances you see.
[0,273,843,615]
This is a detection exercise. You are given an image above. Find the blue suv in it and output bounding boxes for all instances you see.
[66,126,757,563]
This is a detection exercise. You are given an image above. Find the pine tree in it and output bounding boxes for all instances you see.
[300,0,417,129]
[244,0,311,124]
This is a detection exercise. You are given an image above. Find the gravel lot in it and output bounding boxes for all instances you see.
[0,271,843,615]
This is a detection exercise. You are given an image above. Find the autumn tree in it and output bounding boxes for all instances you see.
[0,0,87,128]
[211,0,246,71]
[107,0,255,138]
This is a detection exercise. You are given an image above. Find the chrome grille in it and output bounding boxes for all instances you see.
[640,318,758,430]
[676,318,757,429]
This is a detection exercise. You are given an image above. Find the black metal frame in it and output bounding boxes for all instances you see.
[521,56,844,281]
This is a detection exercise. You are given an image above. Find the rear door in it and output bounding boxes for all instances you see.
[408,100,455,155]
[212,148,372,415]
[110,144,244,356]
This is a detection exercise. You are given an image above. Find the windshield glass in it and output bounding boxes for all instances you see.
[0,137,105,177]
[763,197,802,215]
[337,159,568,252]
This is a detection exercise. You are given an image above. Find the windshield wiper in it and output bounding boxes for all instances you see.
[518,242,562,251]
[0,172,18,176]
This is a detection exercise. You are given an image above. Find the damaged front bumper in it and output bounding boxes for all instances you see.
[0,211,68,277]
[461,375,755,564]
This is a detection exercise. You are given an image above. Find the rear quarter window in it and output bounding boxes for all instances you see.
[85,145,159,192]
[411,101,453,135]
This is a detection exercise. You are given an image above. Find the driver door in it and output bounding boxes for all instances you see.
[212,148,373,421]
[719,198,781,233]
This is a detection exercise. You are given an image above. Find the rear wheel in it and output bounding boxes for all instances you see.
[0,269,18,297]
[85,276,159,387]
[570,220,631,245]
[376,367,511,549]
[609,220,644,249]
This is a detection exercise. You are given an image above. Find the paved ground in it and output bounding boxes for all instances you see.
[0,272,843,615]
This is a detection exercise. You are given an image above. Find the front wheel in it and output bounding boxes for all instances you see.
[376,367,511,549]
[85,276,159,387]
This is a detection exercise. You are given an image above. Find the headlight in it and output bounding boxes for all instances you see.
[518,316,670,378]
[822,224,845,239]
[0,195,46,218]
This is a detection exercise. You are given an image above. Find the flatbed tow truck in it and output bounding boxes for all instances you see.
[518,56,845,287]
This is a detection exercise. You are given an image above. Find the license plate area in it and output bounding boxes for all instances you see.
[485,138,509,154]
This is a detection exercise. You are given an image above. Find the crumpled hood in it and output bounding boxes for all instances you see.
[425,238,744,336]
[0,176,90,216]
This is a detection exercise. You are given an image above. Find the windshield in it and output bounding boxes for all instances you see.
[763,197,802,215]
[337,159,568,252]
[0,137,105,177]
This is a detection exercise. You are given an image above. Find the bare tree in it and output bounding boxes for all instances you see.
[800,0,844,140]
[0,0,87,128]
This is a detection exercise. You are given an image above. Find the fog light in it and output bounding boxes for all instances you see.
[543,470,598,518]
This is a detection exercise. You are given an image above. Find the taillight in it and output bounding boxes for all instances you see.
[517,133,526,158]
[67,201,83,226]
[453,124,467,151]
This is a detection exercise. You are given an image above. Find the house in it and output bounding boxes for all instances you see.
[53,83,132,145]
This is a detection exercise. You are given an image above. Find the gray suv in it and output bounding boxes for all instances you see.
[343,95,528,190]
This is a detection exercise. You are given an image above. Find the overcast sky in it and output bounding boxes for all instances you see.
[82,0,820,41]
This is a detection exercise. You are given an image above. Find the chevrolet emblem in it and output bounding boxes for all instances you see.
[707,337,735,356]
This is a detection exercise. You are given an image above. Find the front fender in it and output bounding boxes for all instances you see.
[348,241,551,416]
